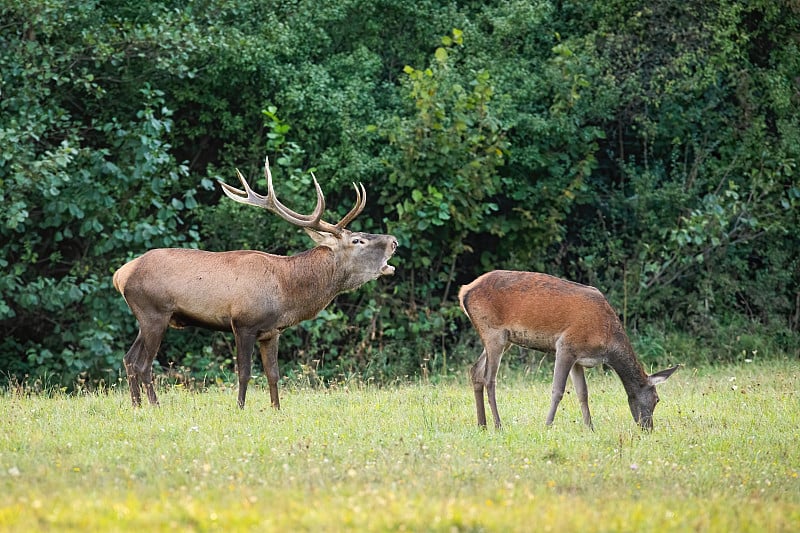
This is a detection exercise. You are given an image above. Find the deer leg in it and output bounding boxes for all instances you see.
[546,348,574,426]
[570,364,593,430]
[141,364,159,406]
[123,336,146,407]
[485,352,503,429]
[480,331,507,429]
[469,350,488,427]
[123,317,167,407]
[258,334,281,409]
[232,326,256,409]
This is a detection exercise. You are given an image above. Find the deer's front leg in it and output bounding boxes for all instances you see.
[546,349,574,426]
[570,364,593,429]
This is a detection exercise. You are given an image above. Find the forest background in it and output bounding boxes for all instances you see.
[2,0,798,388]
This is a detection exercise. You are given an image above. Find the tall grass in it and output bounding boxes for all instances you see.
[1,361,798,531]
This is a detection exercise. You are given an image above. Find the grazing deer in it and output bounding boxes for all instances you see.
[113,157,398,409]
[458,270,679,430]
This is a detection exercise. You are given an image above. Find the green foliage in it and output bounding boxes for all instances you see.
[555,0,800,335]
[379,29,508,304]
[1,0,798,387]
[0,2,202,384]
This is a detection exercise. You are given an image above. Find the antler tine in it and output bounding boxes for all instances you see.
[262,157,342,234]
[221,156,348,235]
[264,160,318,221]
[335,182,367,230]
[219,168,269,207]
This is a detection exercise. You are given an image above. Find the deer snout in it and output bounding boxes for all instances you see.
[380,237,398,275]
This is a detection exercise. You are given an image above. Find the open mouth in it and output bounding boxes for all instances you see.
[380,238,398,276]
[380,262,395,276]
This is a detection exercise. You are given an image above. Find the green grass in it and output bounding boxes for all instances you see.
[1,361,798,531]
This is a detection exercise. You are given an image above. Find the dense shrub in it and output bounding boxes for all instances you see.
[1,0,797,387]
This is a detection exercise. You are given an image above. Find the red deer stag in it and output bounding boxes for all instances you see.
[113,157,398,409]
[458,271,679,430]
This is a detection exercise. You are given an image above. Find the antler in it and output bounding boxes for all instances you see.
[219,157,367,235]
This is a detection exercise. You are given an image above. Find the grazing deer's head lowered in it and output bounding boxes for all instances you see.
[459,270,679,430]
[113,157,398,409]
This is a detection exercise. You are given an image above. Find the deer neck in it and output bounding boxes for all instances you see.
[606,335,650,397]
[285,247,341,301]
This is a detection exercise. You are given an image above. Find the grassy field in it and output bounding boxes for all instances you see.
[1,361,798,532]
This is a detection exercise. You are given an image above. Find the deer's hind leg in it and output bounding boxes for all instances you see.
[232,324,257,409]
[123,335,146,407]
[259,334,281,409]
[471,329,508,429]
[123,314,169,407]
[469,349,488,427]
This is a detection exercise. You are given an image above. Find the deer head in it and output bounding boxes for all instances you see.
[219,157,397,288]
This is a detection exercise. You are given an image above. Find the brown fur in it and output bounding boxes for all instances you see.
[459,270,679,430]
[115,162,397,409]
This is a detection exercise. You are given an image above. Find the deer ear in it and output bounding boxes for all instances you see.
[304,228,339,247]
[647,364,681,386]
